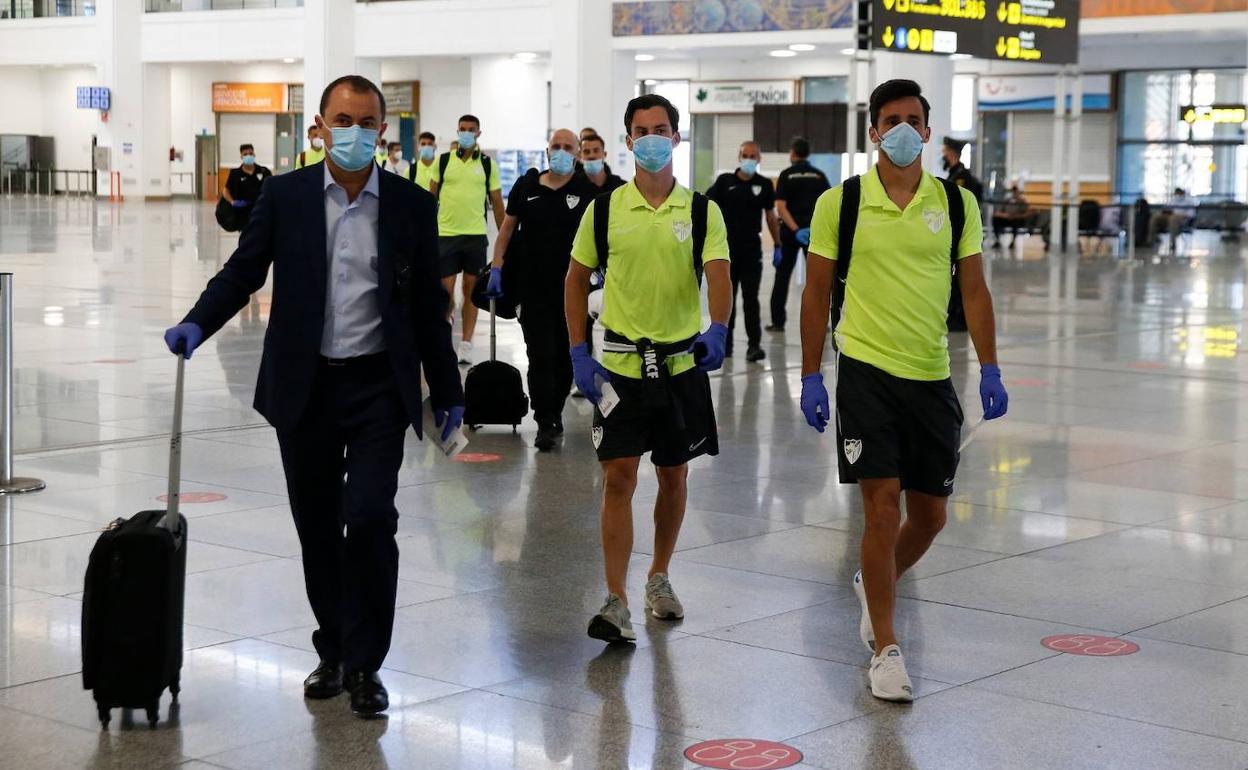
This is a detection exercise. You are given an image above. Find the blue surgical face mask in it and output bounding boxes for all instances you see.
[548,148,576,176]
[328,125,379,172]
[583,159,605,177]
[739,158,759,176]
[241,155,255,166]
[631,134,673,174]
[457,130,477,149]
[878,123,924,168]
[419,145,435,161]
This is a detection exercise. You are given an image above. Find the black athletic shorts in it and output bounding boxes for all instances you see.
[835,354,963,497]
[592,367,718,467]
[438,235,489,278]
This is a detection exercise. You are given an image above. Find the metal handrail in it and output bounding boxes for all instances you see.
[1,168,94,197]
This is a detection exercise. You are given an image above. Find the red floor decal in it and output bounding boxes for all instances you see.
[158,492,227,504]
[452,452,502,463]
[1042,634,1139,656]
[1011,378,1048,387]
[684,739,803,769]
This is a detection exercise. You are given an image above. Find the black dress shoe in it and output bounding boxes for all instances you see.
[745,346,766,362]
[765,323,784,333]
[344,670,389,716]
[303,660,343,699]
[535,424,557,452]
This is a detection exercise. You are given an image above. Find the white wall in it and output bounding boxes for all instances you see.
[469,56,550,152]
[141,9,303,64]
[0,65,100,190]
[0,18,96,67]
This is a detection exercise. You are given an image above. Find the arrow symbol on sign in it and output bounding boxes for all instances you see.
[997,2,1007,21]
[883,26,895,47]
[884,0,895,9]
[996,36,1006,56]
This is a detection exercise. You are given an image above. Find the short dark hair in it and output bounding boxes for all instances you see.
[319,75,386,120]
[790,138,811,158]
[418,131,436,142]
[387,142,401,151]
[581,133,606,149]
[458,114,481,127]
[624,94,680,134]
[306,126,317,136]
[580,126,597,136]
[239,144,254,153]
[869,79,930,128]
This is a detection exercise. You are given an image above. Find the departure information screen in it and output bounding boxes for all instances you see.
[870,0,1080,64]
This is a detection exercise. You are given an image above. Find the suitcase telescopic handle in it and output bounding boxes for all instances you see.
[489,297,497,362]
[162,354,185,532]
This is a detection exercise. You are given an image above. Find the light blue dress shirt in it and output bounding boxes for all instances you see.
[321,163,385,359]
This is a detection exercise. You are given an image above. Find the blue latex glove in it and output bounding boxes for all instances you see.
[434,404,465,443]
[163,322,204,359]
[484,266,504,298]
[772,245,783,268]
[980,364,1009,420]
[690,323,729,373]
[231,199,249,209]
[800,372,830,433]
[571,343,610,404]
[795,227,811,246]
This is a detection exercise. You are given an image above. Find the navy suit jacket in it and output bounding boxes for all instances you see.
[183,164,463,437]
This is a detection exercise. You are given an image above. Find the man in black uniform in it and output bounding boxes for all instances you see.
[579,134,624,193]
[707,140,780,362]
[770,137,829,332]
[486,128,593,450]
[222,143,271,229]
[941,137,983,331]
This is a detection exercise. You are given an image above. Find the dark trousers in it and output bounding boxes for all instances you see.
[769,236,805,328]
[276,355,407,674]
[519,300,572,427]
[729,256,763,351]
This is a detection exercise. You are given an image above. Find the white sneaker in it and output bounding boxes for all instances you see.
[457,339,473,365]
[869,644,914,702]
[853,569,875,653]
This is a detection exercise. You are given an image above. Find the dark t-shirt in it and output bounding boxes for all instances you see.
[225,165,271,205]
[506,169,596,300]
[775,160,830,233]
[947,163,984,203]
[578,169,626,195]
[706,170,775,256]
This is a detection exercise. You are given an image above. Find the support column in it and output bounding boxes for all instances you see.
[303,0,356,129]
[95,0,150,199]
[550,0,632,166]
[143,64,172,199]
[1066,71,1083,250]
[1050,71,1067,252]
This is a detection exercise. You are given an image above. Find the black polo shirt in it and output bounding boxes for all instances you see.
[707,169,775,257]
[775,160,830,234]
[947,163,984,203]
[506,169,596,301]
[579,169,626,195]
[225,164,271,205]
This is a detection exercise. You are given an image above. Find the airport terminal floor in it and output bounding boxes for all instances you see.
[3,194,1248,769]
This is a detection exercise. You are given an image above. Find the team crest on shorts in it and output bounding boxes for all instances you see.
[923,208,945,233]
[843,438,862,465]
[566,194,580,209]
[752,185,762,196]
[672,220,692,242]
[591,425,604,449]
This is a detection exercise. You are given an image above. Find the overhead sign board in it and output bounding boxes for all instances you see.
[1180,104,1247,126]
[212,82,289,113]
[979,74,1112,111]
[691,81,796,114]
[870,0,1079,65]
[77,86,111,111]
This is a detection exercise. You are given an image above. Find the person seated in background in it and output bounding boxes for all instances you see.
[992,185,1031,248]
[1148,187,1196,249]
[222,143,271,229]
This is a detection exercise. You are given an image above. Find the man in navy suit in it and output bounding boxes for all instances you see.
[163,75,463,717]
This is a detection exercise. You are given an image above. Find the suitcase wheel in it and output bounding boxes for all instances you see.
[170,681,180,702]
[146,704,159,729]
[512,425,518,434]
[469,425,480,432]
[98,706,110,730]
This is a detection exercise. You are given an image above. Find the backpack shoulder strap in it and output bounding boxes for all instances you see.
[481,154,492,185]
[436,152,451,198]
[297,150,306,167]
[692,191,708,286]
[837,175,862,284]
[593,190,612,274]
[939,176,966,265]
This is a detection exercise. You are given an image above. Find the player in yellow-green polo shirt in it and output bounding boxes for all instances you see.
[429,114,505,364]
[408,131,438,192]
[799,80,1009,704]
[565,94,732,646]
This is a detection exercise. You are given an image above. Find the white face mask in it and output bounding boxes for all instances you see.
[311,137,324,150]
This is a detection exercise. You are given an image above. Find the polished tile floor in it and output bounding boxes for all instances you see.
[2,195,1248,769]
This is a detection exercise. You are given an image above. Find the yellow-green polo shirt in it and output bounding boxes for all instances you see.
[412,159,436,191]
[431,150,502,236]
[571,180,730,379]
[808,166,983,381]
[295,146,325,169]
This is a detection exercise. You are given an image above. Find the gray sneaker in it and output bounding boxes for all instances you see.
[588,594,637,643]
[644,573,685,620]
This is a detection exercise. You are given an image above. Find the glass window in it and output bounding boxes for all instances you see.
[802,77,847,104]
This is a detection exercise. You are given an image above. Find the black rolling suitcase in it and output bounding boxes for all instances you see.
[82,355,189,729]
[463,299,529,432]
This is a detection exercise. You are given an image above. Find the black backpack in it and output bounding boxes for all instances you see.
[830,175,965,342]
[592,189,709,284]
[433,151,493,214]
